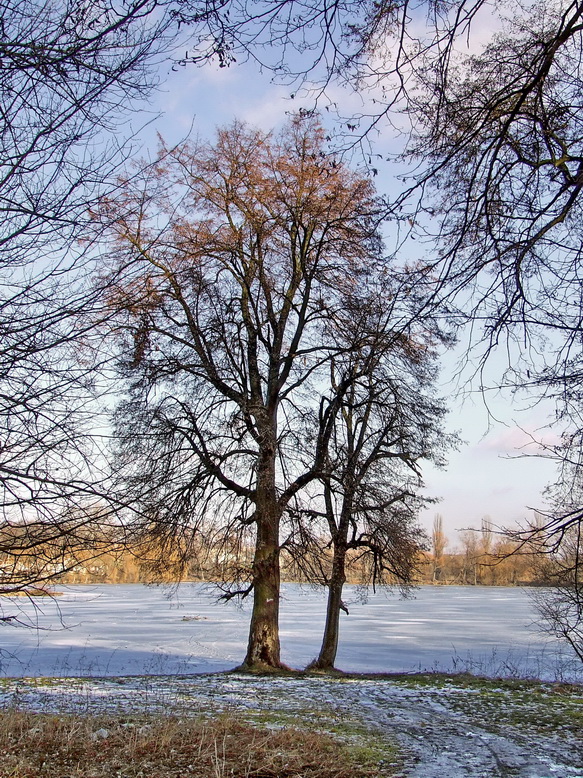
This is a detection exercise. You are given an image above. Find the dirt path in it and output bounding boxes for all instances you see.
[347,682,579,777]
[1,673,581,777]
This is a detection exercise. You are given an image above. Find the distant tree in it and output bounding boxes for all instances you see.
[431,514,447,583]
[480,518,493,554]
[477,517,494,585]
[99,116,387,670]
[458,529,479,586]
[0,506,126,611]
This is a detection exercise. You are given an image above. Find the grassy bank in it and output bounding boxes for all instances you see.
[0,710,396,778]
[1,672,581,777]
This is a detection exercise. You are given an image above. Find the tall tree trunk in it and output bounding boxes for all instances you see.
[242,513,284,669]
[309,543,347,671]
[240,422,286,671]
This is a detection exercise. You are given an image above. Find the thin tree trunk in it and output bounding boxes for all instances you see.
[309,544,347,670]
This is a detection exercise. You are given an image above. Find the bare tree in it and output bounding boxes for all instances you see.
[99,115,386,670]
[431,514,447,583]
[526,472,583,663]
[185,0,489,145]
[0,0,252,595]
[0,0,172,594]
[530,530,583,664]
[303,289,451,670]
[194,1,583,545]
[399,1,583,555]
[180,0,583,660]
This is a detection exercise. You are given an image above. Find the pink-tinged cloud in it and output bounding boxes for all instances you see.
[476,426,561,455]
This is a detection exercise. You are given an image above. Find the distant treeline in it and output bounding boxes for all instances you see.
[2,517,550,590]
[49,536,543,588]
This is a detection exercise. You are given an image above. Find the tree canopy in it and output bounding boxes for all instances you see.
[191,0,583,543]
[99,115,445,668]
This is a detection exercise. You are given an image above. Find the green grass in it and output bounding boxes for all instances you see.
[378,672,583,738]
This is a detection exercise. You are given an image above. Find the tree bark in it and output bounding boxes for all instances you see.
[241,514,284,669]
[240,420,287,671]
[308,543,347,671]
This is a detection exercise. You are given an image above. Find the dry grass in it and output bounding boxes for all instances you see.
[0,710,386,777]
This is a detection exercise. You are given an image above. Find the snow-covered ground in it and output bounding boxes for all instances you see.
[1,583,581,681]
[1,673,582,777]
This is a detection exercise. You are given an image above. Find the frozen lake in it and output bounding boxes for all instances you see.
[1,583,581,681]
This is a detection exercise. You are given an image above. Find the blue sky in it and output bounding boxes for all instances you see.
[130,46,560,543]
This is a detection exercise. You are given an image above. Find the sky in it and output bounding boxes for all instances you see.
[126,25,562,544]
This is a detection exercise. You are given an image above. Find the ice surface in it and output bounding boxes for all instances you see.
[0,583,581,680]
